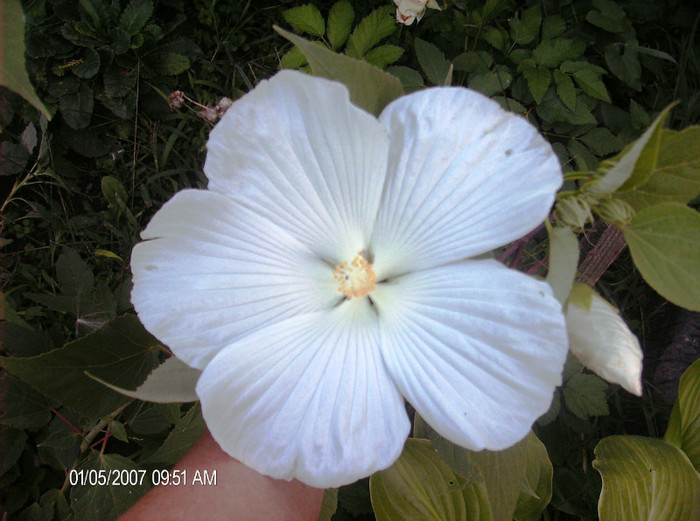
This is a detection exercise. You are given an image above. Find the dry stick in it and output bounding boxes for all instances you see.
[576,224,628,287]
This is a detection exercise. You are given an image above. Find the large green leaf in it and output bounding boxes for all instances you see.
[327,1,354,50]
[593,436,700,521]
[513,433,553,521]
[546,225,579,305]
[665,359,700,472]
[70,451,150,521]
[415,38,452,86]
[593,104,673,194]
[622,203,700,311]
[274,26,403,116]
[0,0,52,118]
[618,127,700,210]
[1,315,161,418]
[370,439,491,521]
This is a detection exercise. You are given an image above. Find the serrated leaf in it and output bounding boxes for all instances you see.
[509,6,541,45]
[546,225,579,305]
[140,403,205,465]
[523,66,551,104]
[109,420,128,442]
[37,416,82,470]
[542,15,566,39]
[275,26,403,116]
[414,38,450,85]
[1,315,161,418]
[605,42,641,90]
[593,436,700,521]
[482,25,507,51]
[152,52,190,76]
[119,0,153,36]
[665,359,700,471]
[58,247,94,297]
[327,1,354,50]
[618,127,700,210]
[622,203,700,311]
[280,45,308,69]
[553,69,576,111]
[70,451,149,521]
[571,69,610,103]
[0,374,56,430]
[569,140,597,171]
[593,104,673,194]
[386,65,424,93]
[345,6,395,59]
[562,373,610,418]
[89,355,200,403]
[283,4,325,37]
[580,127,622,156]
[370,438,491,521]
[0,0,52,118]
[364,44,404,68]
[468,66,512,97]
[72,48,101,79]
[453,51,493,73]
[566,284,643,395]
[533,38,585,68]
[59,83,94,130]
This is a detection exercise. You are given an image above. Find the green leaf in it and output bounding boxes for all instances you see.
[370,438,491,521]
[562,373,610,418]
[542,15,566,39]
[509,6,541,45]
[318,488,339,521]
[327,1,354,50]
[453,51,493,73]
[622,203,700,311]
[618,127,700,210]
[593,436,700,521]
[513,434,553,521]
[364,44,404,69]
[585,0,631,33]
[103,65,137,98]
[604,42,641,91]
[468,66,513,97]
[415,38,452,86]
[593,104,673,194]
[70,451,150,521]
[1,315,161,418]
[280,45,308,69]
[580,128,622,156]
[152,52,190,76]
[282,4,325,38]
[274,26,403,116]
[523,66,551,104]
[72,48,101,79]
[119,0,153,36]
[0,424,27,476]
[665,359,700,471]
[109,420,129,442]
[546,225,579,305]
[140,403,205,465]
[59,83,94,130]
[571,69,610,102]
[533,38,585,68]
[88,355,200,403]
[386,65,424,93]
[345,6,395,59]
[553,69,577,112]
[482,26,507,51]
[0,374,56,430]
[0,0,52,118]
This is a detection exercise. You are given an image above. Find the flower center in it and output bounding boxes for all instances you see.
[333,253,377,298]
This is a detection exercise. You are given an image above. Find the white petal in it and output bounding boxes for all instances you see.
[372,260,568,450]
[566,285,643,396]
[204,70,389,262]
[196,300,410,488]
[131,189,338,369]
[370,87,562,278]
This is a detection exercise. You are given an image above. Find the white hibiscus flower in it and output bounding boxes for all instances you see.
[131,70,569,488]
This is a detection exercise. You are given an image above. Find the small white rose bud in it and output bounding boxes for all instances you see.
[393,0,440,25]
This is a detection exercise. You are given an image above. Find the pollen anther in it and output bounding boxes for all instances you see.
[333,253,377,298]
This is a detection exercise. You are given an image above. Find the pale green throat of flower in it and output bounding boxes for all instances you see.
[333,252,377,298]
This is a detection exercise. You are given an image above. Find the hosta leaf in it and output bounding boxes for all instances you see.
[622,203,700,311]
[593,436,700,521]
[370,439,491,521]
[664,359,700,471]
[0,0,52,118]
[327,1,354,50]
[275,26,403,116]
[282,4,325,37]
[345,6,395,59]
